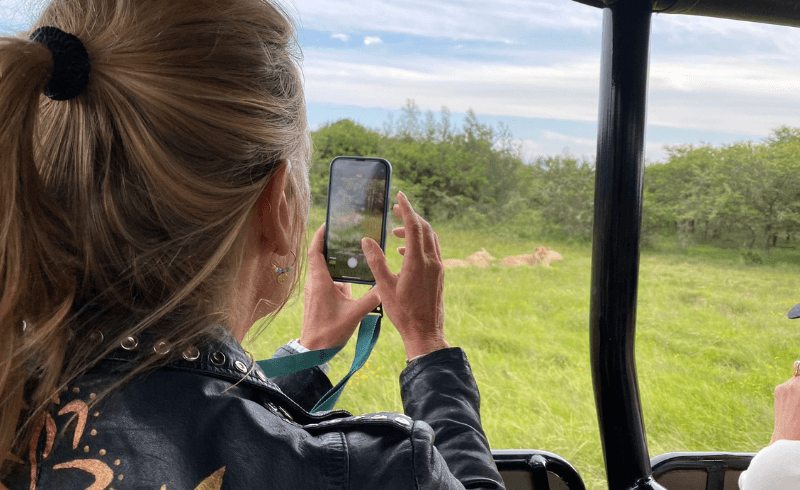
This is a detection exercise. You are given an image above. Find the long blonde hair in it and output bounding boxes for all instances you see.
[0,0,311,474]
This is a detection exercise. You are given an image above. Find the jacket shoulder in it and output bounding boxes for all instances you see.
[304,412,464,490]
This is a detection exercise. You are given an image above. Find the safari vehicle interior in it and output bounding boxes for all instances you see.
[488,1,800,489]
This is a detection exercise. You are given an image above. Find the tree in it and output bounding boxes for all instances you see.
[522,156,595,239]
[309,120,381,205]
[642,127,800,250]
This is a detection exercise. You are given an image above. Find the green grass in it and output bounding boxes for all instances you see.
[245,208,800,490]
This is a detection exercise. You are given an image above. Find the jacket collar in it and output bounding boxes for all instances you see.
[101,325,349,424]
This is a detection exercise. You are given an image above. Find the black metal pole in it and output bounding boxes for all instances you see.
[590,1,664,489]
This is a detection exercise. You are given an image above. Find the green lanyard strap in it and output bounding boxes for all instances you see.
[257,307,382,413]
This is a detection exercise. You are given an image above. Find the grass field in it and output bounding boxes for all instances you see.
[245,207,800,490]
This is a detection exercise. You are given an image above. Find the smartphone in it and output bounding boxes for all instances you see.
[324,156,392,285]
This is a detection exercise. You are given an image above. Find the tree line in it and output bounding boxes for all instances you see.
[310,102,800,251]
[644,127,800,250]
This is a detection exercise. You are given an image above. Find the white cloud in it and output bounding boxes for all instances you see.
[646,56,800,134]
[650,57,800,96]
[295,0,601,43]
[516,135,672,164]
[520,132,673,163]
[5,0,795,147]
[303,52,601,122]
[296,0,800,53]
[542,130,595,148]
[296,0,800,141]
[302,45,800,139]
[652,14,800,56]
[518,139,543,160]
[645,141,671,164]
[538,131,596,159]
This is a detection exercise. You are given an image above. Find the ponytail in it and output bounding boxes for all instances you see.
[0,37,78,474]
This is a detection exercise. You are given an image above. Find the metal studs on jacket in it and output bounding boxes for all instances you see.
[120,336,139,351]
[210,351,226,366]
[153,341,171,355]
[107,333,203,363]
[234,360,248,374]
[182,347,200,361]
[105,333,267,388]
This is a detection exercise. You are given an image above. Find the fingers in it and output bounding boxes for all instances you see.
[417,215,437,258]
[393,227,440,260]
[398,192,423,261]
[362,237,395,286]
[392,198,441,262]
[307,223,329,275]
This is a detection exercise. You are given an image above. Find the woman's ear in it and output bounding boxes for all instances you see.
[252,161,292,256]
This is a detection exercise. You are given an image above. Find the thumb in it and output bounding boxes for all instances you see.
[307,223,329,277]
[352,286,382,318]
[362,238,393,285]
[340,286,382,333]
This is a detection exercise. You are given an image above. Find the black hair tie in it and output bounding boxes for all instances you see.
[30,26,90,101]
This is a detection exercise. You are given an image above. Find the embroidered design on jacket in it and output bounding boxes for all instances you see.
[27,390,117,490]
[24,388,227,490]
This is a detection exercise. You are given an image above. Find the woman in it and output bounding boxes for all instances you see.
[0,0,504,488]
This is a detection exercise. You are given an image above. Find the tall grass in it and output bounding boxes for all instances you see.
[245,207,800,490]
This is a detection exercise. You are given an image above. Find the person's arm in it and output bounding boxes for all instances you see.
[267,340,332,412]
[346,192,502,487]
[739,439,800,490]
[400,347,504,488]
[332,347,504,490]
[740,374,800,489]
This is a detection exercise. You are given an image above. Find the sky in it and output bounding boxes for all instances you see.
[2,0,800,163]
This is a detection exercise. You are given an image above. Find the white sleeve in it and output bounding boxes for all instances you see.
[739,439,800,490]
[287,338,331,375]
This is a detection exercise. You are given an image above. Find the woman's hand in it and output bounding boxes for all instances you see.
[299,223,381,351]
[362,192,449,360]
[770,372,800,444]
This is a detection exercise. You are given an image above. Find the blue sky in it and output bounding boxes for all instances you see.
[3,0,800,163]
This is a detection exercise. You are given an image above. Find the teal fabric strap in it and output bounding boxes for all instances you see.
[256,308,382,413]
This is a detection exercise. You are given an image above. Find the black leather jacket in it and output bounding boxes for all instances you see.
[6,329,505,489]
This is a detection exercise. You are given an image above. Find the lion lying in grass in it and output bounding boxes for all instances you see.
[442,247,562,269]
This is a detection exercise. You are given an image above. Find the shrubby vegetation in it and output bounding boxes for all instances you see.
[311,101,524,226]
[310,101,800,253]
[643,127,800,251]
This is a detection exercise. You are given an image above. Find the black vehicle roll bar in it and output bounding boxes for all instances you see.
[574,0,800,28]
[589,0,660,489]
[571,0,799,489]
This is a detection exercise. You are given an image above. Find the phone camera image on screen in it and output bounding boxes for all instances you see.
[325,158,390,284]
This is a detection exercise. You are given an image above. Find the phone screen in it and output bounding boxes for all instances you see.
[325,157,391,284]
